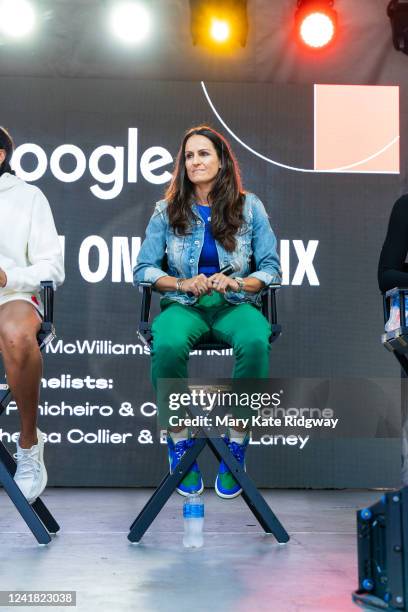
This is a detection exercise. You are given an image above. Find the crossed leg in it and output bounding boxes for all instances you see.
[0,300,42,448]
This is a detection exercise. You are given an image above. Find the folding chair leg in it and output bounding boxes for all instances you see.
[31,499,60,535]
[128,438,206,542]
[0,441,60,537]
[0,462,51,544]
[207,437,290,543]
[0,389,11,414]
[394,352,408,377]
[241,487,289,542]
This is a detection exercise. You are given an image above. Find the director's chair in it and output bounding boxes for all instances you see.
[128,275,289,544]
[0,281,60,544]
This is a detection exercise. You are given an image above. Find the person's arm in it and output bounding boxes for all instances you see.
[1,189,64,292]
[133,203,169,287]
[247,194,281,287]
[378,195,408,293]
[133,203,211,296]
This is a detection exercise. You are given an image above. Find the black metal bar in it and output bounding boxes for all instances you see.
[205,436,289,542]
[0,388,11,415]
[393,352,408,378]
[31,499,60,534]
[128,438,206,542]
[41,281,54,324]
[140,285,152,326]
[0,461,51,544]
[270,288,277,325]
[386,492,405,608]
[0,439,17,474]
[383,294,389,325]
[400,290,406,327]
[261,292,269,320]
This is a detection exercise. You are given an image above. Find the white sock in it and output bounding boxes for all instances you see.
[169,427,188,442]
[228,428,247,444]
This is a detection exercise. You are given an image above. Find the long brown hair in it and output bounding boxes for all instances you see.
[165,126,245,252]
[0,127,15,177]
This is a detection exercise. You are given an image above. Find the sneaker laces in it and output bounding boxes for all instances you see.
[14,449,41,479]
[174,438,195,461]
[225,437,246,464]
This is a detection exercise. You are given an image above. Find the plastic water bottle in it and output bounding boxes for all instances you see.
[183,493,204,548]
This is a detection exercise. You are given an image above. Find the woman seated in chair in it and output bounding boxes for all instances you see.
[134,125,280,499]
[0,126,64,503]
[378,195,408,330]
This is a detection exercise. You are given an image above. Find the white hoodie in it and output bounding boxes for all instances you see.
[0,172,64,310]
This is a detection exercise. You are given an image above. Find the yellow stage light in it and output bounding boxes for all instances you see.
[210,18,230,43]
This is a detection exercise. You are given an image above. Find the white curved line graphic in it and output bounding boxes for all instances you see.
[201,81,399,174]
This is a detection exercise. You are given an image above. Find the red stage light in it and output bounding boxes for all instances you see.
[295,1,337,49]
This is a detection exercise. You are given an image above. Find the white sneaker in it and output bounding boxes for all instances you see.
[14,429,47,504]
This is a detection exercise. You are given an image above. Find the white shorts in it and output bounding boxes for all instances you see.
[0,292,43,315]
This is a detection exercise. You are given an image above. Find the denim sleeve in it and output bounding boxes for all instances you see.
[248,195,281,286]
[133,204,168,286]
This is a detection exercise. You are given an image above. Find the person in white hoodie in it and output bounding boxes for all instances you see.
[0,126,64,503]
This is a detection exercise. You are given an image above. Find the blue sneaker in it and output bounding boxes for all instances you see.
[215,434,249,499]
[167,436,204,496]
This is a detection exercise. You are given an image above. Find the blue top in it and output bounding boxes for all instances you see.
[197,204,220,276]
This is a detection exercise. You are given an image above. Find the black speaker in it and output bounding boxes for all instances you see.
[353,487,408,610]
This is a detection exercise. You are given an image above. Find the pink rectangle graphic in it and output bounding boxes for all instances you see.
[314,85,399,173]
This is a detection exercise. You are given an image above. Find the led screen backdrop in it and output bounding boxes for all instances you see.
[0,77,404,487]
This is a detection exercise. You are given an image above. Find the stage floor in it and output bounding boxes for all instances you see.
[0,488,382,611]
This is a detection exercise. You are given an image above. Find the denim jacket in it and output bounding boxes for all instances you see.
[133,192,281,307]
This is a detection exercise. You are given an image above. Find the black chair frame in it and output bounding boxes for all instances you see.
[128,277,289,544]
[0,281,60,544]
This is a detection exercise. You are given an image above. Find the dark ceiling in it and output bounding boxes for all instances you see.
[0,0,404,84]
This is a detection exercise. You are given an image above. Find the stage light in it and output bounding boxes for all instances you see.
[0,0,36,39]
[387,0,408,55]
[109,1,151,45]
[295,1,337,49]
[210,18,230,43]
[190,0,248,48]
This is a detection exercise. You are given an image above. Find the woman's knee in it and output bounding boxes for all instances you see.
[234,334,270,358]
[152,338,191,363]
[0,322,39,358]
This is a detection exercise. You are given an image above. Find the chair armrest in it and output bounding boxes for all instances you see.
[385,286,408,298]
[261,284,281,325]
[383,287,408,327]
[40,281,55,324]
[138,284,153,347]
[38,281,56,347]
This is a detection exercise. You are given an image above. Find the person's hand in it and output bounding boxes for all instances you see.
[208,272,240,294]
[0,267,6,288]
[181,274,212,297]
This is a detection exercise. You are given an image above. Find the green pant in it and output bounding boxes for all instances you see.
[151,293,272,427]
